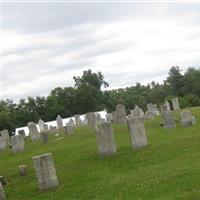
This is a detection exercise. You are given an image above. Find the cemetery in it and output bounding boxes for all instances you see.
[0,99,200,199]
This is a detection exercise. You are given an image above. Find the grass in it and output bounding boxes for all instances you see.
[1,107,200,200]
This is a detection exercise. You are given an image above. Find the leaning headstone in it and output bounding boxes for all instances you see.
[38,119,45,132]
[18,129,26,138]
[96,122,117,156]
[28,122,41,141]
[115,104,127,124]
[0,129,10,145]
[172,97,180,110]
[19,165,27,176]
[162,112,176,129]
[64,125,74,135]
[74,115,82,126]
[180,111,193,127]
[127,118,148,149]
[0,182,6,200]
[56,115,63,130]
[0,137,7,151]
[86,112,98,128]
[11,135,25,153]
[32,153,59,190]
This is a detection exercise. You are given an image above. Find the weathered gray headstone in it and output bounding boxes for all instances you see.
[11,135,24,153]
[162,112,176,129]
[18,129,26,138]
[105,113,113,122]
[28,122,41,141]
[43,124,49,132]
[19,165,27,176]
[32,153,59,190]
[74,115,82,126]
[191,116,196,125]
[64,125,74,135]
[68,119,76,127]
[127,118,148,149]
[56,115,63,129]
[0,137,7,151]
[172,97,180,110]
[38,119,44,132]
[180,111,194,127]
[144,111,155,120]
[0,130,10,145]
[49,126,57,134]
[131,105,144,119]
[86,112,98,128]
[0,182,6,200]
[115,104,127,124]
[41,132,48,144]
[164,100,170,111]
[96,122,117,156]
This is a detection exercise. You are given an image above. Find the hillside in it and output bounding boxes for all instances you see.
[1,107,200,200]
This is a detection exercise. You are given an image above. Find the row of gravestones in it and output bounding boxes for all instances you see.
[0,97,196,198]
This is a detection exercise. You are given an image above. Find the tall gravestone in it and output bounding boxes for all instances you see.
[162,112,176,129]
[172,97,180,110]
[0,182,6,200]
[74,115,82,126]
[38,119,44,132]
[56,115,63,130]
[32,153,59,190]
[86,112,98,128]
[115,104,127,124]
[0,129,10,145]
[180,111,194,127]
[96,122,117,156]
[11,135,25,153]
[28,122,41,141]
[127,118,148,149]
[0,137,7,151]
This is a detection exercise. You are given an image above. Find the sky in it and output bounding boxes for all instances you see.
[1,1,200,101]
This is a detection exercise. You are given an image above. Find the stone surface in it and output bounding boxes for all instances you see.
[32,153,59,190]
[144,111,155,120]
[0,130,10,145]
[86,112,98,128]
[162,112,176,129]
[38,119,44,132]
[49,126,57,134]
[74,115,82,126]
[96,122,117,156]
[56,115,63,129]
[180,111,193,127]
[41,132,48,144]
[112,104,127,124]
[0,182,6,200]
[28,122,41,141]
[131,105,144,119]
[18,129,26,138]
[172,97,180,110]
[191,116,196,125]
[68,119,76,126]
[64,125,74,135]
[43,124,49,132]
[11,135,25,153]
[0,137,7,151]
[19,165,27,176]
[105,113,113,122]
[164,100,171,111]
[127,118,148,149]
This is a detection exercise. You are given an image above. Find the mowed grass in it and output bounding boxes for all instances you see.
[1,107,200,200]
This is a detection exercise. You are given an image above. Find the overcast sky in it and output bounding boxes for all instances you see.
[2,1,200,101]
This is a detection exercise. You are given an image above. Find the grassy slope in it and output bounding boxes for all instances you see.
[1,107,200,200]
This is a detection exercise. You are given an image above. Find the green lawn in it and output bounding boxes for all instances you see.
[1,107,200,200]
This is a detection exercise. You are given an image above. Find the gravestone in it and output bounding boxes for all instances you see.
[32,153,59,190]
[41,132,48,144]
[0,182,6,200]
[191,116,196,125]
[64,125,74,135]
[68,119,76,127]
[162,112,176,129]
[86,112,98,128]
[43,124,49,132]
[115,104,127,124]
[96,122,117,156]
[131,105,144,118]
[28,122,41,141]
[56,115,63,129]
[0,129,10,145]
[49,126,57,134]
[147,103,159,115]
[74,115,82,126]
[180,111,194,127]
[11,135,25,153]
[127,118,148,149]
[38,119,44,132]
[105,113,112,122]
[144,111,155,120]
[82,118,88,125]
[19,165,27,176]
[0,137,7,151]
[164,100,170,111]
[18,129,26,138]
[172,97,180,110]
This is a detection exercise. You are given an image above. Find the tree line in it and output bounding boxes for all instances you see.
[1,66,200,132]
